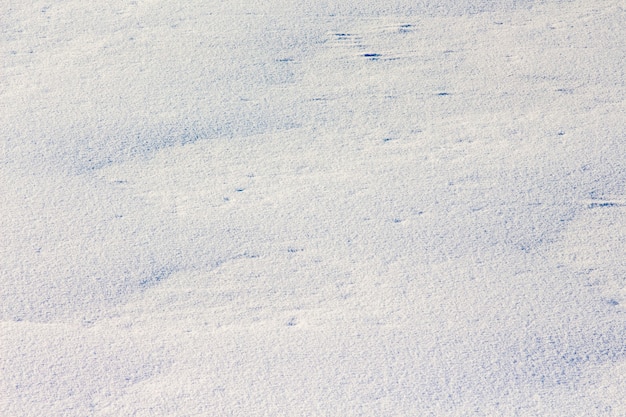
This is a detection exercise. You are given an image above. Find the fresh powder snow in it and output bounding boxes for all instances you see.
[1,0,625,415]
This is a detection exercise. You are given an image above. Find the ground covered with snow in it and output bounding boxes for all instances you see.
[1,0,625,415]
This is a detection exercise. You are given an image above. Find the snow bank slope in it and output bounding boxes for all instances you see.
[1,0,625,415]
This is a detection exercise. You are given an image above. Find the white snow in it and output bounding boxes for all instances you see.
[1,0,625,415]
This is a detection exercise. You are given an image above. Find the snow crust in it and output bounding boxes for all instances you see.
[1,0,625,415]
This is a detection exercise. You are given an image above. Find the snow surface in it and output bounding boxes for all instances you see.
[1,0,625,415]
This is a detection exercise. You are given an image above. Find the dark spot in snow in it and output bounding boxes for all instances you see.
[437,92,450,96]
[235,188,244,192]
[607,299,619,306]
[363,53,381,58]
[557,130,565,136]
[139,267,175,287]
[588,202,619,209]
[392,218,403,223]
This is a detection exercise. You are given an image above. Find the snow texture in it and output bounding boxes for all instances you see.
[1,0,625,415]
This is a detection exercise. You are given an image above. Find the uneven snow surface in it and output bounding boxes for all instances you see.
[1,0,625,415]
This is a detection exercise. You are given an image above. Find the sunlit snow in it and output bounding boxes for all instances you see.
[1,0,625,415]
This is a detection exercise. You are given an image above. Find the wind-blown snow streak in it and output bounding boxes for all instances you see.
[1,0,625,415]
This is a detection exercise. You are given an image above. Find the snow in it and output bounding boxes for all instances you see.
[1,0,625,415]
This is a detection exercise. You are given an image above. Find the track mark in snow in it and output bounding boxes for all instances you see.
[363,53,382,60]
[583,199,626,209]
[325,22,416,62]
